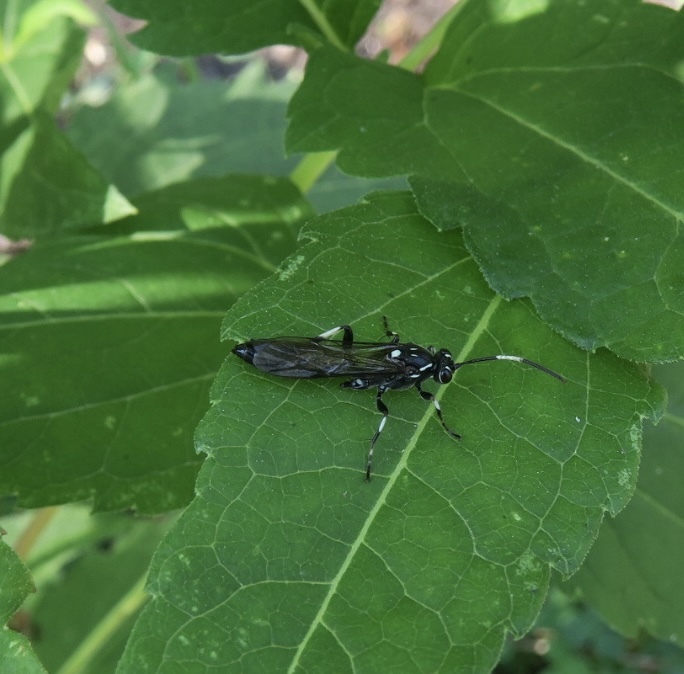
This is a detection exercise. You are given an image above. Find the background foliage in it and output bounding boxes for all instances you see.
[1,0,683,672]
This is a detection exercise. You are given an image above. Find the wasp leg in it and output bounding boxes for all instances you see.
[341,378,389,480]
[382,316,400,344]
[416,383,461,440]
[366,387,390,481]
[316,324,354,347]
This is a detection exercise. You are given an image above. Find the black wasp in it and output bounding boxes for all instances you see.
[232,318,565,480]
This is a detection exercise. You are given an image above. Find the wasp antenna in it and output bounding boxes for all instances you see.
[456,355,566,383]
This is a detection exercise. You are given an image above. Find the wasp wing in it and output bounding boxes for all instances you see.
[235,337,405,379]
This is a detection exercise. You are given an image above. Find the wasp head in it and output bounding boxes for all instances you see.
[433,349,455,384]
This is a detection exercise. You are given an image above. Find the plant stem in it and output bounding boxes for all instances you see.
[299,0,346,50]
[399,1,467,72]
[290,150,338,194]
[14,507,59,560]
[55,573,149,674]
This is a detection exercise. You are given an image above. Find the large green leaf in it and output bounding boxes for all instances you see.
[567,362,684,646]
[286,0,684,362]
[118,192,664,673]
[0,176,302,513]
[109,0,382,55]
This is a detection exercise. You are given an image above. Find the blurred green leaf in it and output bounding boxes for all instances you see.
[0,0,86,119]
[286,1,684,362]
[108,0,382,55]
[505,587,684,674]
[119,174,314,235]
[118,192,664,673]
[29,513,168,674]
[67,67,405,213]
[12,0,96,51]
[0,176,303,513]
[67,69,299,197]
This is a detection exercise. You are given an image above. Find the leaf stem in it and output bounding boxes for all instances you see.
[299,0,346,50]
[290,150,338,194]
[398,1,467,72]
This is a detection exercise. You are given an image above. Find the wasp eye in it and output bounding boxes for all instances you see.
[438,367,453,384]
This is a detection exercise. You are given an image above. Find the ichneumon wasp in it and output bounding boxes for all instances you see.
[232,318,565,480]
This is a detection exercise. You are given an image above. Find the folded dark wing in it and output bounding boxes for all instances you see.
[249,338,403,378]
